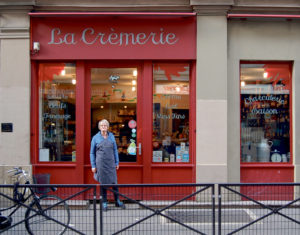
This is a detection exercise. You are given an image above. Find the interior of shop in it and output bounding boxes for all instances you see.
[240,63,291,163]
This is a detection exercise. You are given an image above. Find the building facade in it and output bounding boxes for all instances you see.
[1,0,300,186]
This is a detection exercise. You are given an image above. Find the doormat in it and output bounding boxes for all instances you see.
[164,209,255,223]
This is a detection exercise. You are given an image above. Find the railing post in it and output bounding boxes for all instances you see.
[212,185,216,235]
[99,185,103,235]
[93,185,97,235]
[218,184,222,235]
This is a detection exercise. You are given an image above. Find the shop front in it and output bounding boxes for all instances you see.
[240,61,293,182]
[30,13,196,185]
[237,60,294,200]
[224,11,300,189]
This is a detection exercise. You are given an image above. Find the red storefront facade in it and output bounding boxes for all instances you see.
[30,13,197,185]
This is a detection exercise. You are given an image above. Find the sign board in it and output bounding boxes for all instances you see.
[1,123,13,132]
[31,16,196,60]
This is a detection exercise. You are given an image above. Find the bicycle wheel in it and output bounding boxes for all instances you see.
[24,194,70,235]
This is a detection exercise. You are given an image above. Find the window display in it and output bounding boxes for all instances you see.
[38,63,76,162]
[240,62,292,163]
[153,63,190,163]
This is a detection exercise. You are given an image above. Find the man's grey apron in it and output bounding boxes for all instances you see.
[94,138,117,184]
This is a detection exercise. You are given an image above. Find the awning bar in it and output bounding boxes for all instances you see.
[29,12,196,17]
[228,14,300,19]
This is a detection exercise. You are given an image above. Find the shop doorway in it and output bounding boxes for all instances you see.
[84,61,196,185]
[90,67,139,162]
[86,63,145,185]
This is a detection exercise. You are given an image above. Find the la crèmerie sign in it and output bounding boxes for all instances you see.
[48,27,179,46]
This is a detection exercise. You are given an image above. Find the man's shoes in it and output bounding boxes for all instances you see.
[102,202,108,211]
[115,199,126,209]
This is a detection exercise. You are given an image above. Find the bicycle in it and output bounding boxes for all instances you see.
[0,167,70,234]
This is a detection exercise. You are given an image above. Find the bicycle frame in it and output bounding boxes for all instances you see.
[6,183,40,217]
[1,168,71,234]
[0,168,44,232]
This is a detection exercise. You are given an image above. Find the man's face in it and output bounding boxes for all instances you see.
[99,123,108,132]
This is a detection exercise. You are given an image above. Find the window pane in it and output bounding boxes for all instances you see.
[153,63,190,163]
[240,62,291,163]
[39,63,76,162]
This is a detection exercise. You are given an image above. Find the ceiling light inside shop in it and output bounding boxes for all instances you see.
[133,70,137,77]
[132,86,136,91]
[263,72,268,78]
[72,79,76,85]
[124,106,127,109]
[100,106,104,109]
[241,81,246,87]
[132,80,136,85]
[61,70,66,76]
[175,86,180,92]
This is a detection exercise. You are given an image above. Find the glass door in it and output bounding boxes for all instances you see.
[90,67,140,164]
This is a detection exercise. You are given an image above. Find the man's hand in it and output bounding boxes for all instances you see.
[116,165,119,170]
[92,168,96,173]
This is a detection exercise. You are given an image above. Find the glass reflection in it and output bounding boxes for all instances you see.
[153,63,190,163]
[39,63,76,162]
[240,62,291,163]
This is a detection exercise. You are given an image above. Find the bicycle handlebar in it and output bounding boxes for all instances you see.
[7,167,21,173]
[7,167,30,182]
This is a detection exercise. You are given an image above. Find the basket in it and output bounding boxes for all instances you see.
[32,174,51,194]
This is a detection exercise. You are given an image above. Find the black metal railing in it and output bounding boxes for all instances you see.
[1,183,300,234]
[99,184,215,235]
[0,184,97,235]
[218,183,300,235]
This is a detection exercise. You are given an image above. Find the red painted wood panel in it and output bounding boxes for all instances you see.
[241,166,294,200]
[31,16,196,60]
[151,167,194,183]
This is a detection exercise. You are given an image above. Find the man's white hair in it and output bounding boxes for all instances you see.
[98,119,110,128]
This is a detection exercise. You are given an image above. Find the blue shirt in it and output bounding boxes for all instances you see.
[90,131,119,169]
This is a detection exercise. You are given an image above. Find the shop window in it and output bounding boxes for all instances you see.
[153,63,190,163]
[38,63,76,162]
[240,62,292,163]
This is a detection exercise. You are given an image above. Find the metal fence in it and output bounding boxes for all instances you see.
[0,184,97,235]
[0,183,300,234]
[100,184,215,235]
[218,183,300,235]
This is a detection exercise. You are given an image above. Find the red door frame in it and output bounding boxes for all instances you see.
[141,61,153,183]
[83,61,144,185]
[31,60,196,184]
